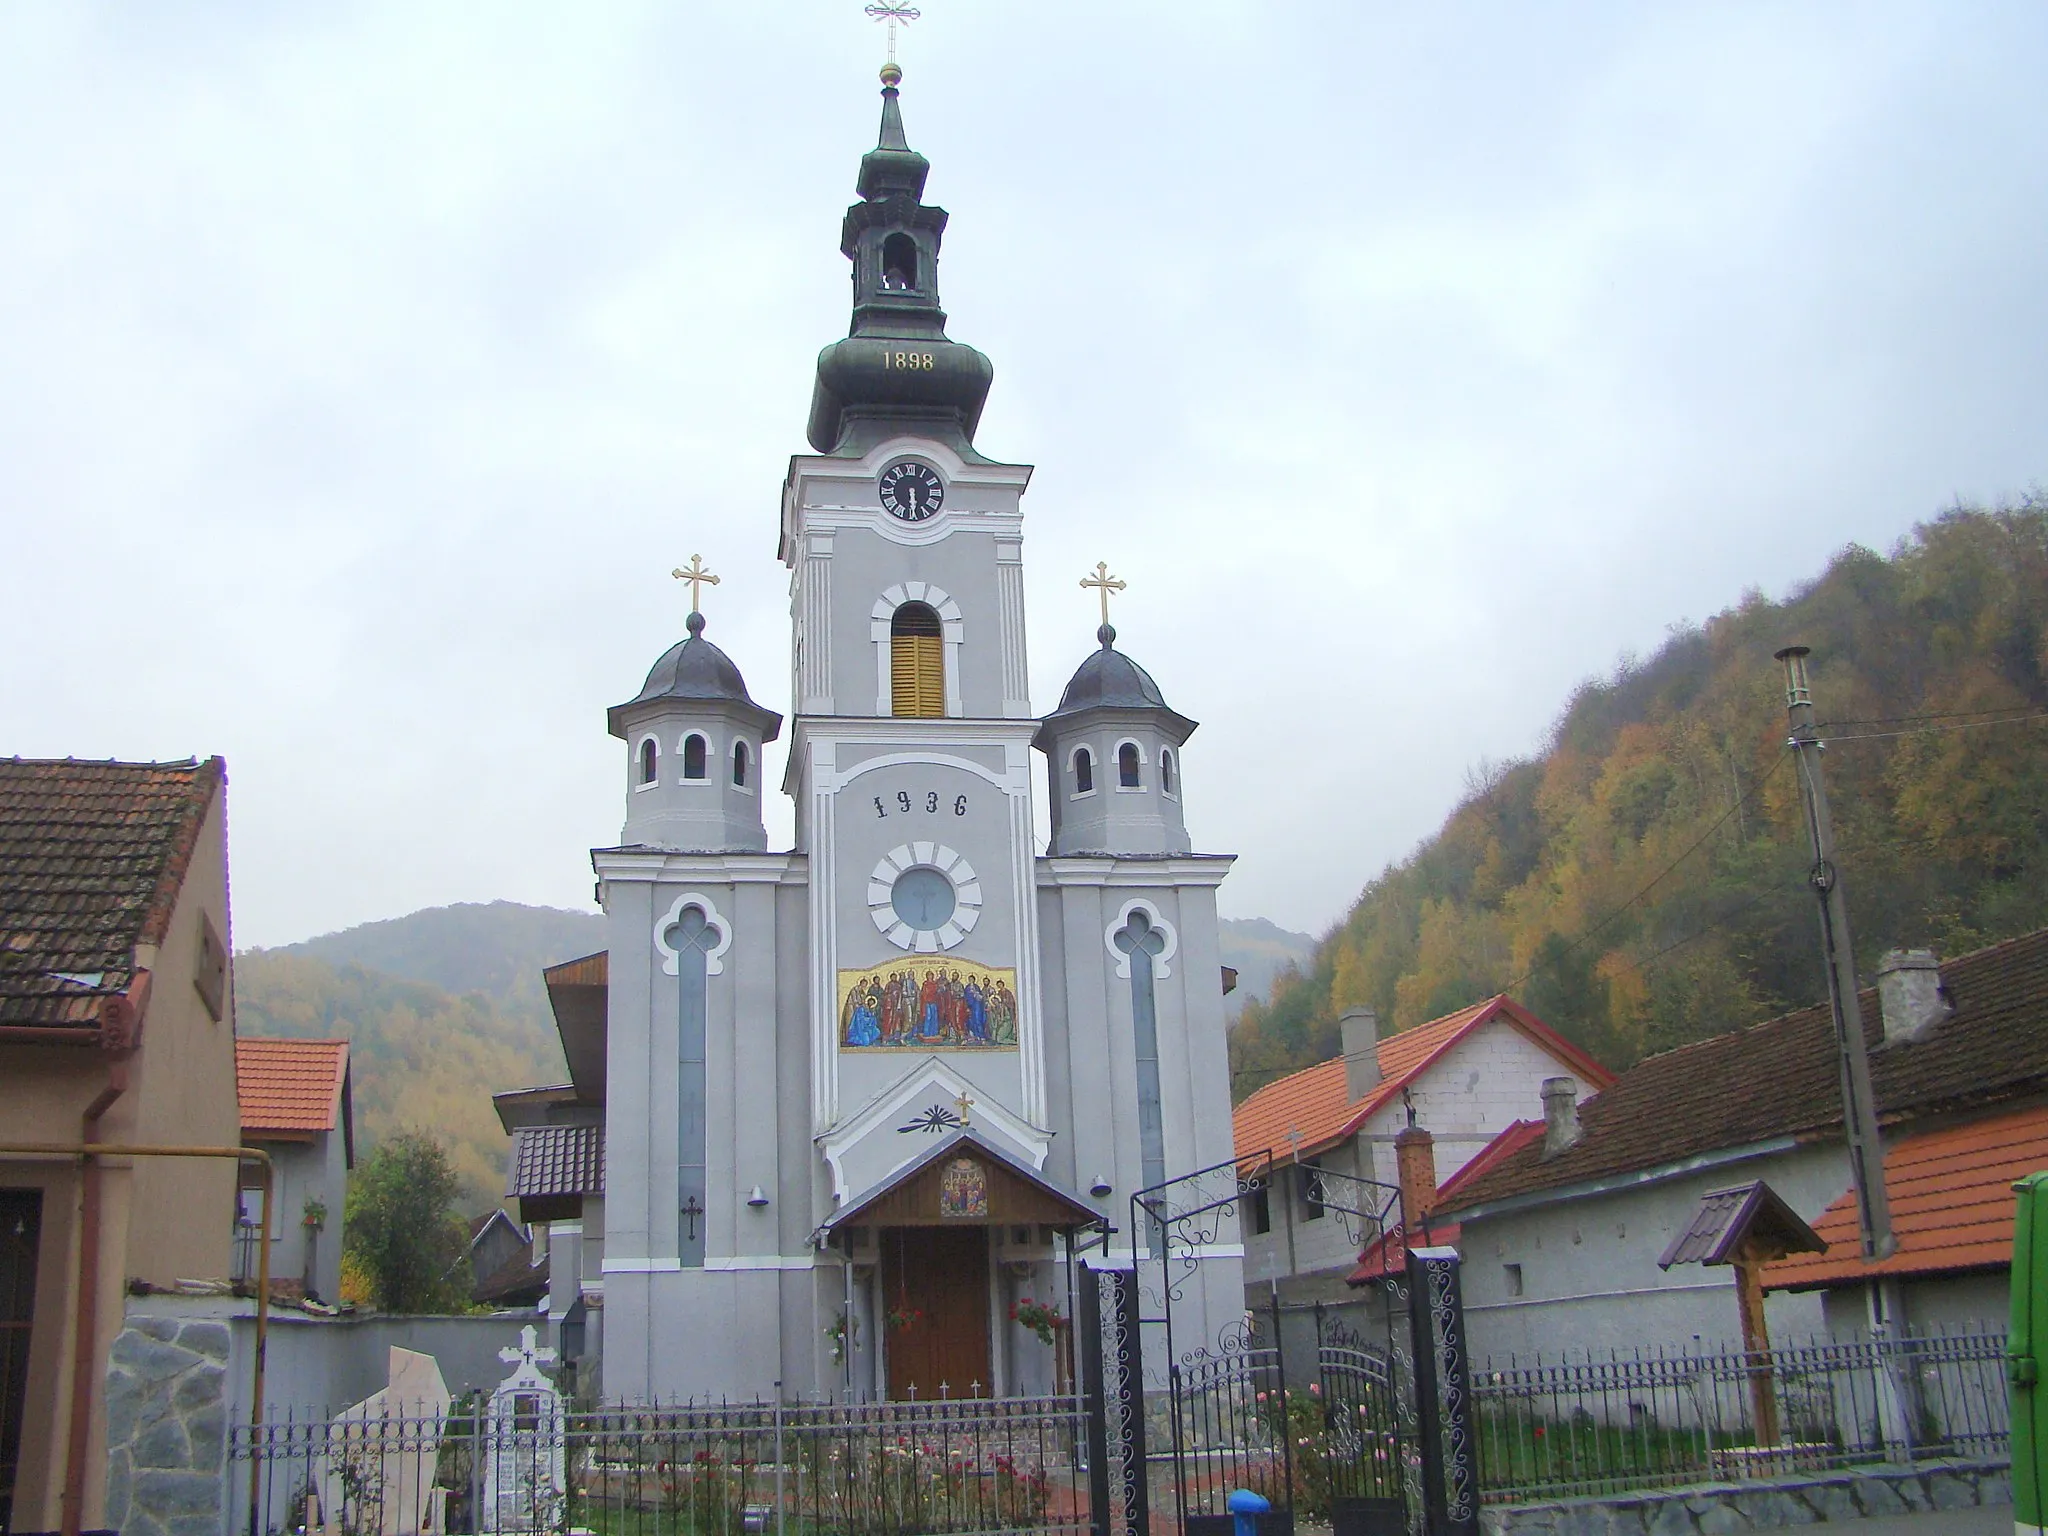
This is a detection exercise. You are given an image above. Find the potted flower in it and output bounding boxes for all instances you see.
[1008,1297,1067,1347]
[301,1196,327,1231]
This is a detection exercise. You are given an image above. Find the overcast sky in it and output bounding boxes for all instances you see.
[3,3,2044,951]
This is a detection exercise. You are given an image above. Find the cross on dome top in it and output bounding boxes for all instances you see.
[1080,562,1127,643]
[673,555,720,620]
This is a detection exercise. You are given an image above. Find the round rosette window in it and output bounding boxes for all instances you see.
[868,843,982,952]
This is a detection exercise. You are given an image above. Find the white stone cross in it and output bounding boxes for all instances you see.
[498,1323,558,1375]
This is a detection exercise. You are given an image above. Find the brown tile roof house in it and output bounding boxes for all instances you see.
[1440,927,2048,1221]
[0,757,225,1034]
[0,756,239,1533]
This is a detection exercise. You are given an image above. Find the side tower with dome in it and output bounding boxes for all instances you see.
[530,62,1242,1405]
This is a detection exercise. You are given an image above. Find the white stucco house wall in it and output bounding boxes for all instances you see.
[1231,995,1612,1308]
[235,1037,353,1304]
[1435,934,2048,1363]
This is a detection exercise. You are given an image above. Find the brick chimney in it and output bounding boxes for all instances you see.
[1876,949,1950,1044]
[1340,1008,1381,1102]
[1395,1124,1438,1238]
[1541,1076,1580,1158]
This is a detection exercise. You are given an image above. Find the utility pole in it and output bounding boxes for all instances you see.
[1776,646,1894,1262]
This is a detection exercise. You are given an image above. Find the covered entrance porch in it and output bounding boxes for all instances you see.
[824,1130,1097,1401]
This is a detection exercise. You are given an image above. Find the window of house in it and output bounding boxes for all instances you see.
[1504,1263,1524,1297]
[890,602,945,718]
[1160,748,1176,795]
[1074,747,1094,794]
[682,733,708,780]
[1247,1184,1271,1236]
[732,740,749,788]
[639,738,659,786]
[1299,1159,1326,1221]
[1118,741,1141,789]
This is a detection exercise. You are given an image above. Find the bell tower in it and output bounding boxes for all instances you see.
[779,65,1047,1146]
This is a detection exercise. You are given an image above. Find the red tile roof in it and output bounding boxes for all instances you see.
[1345,1119,1545,1284]
[1441,927,2048,1218]
[1764,1102,2048,1291]
[0,757,223,1028]
[1233,996,1612,1164]
[237,1038,348,1136]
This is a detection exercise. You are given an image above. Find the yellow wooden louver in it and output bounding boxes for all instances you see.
[891,633,945,717]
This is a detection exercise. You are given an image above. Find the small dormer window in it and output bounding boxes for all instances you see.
[1074,747,1094,795]
[732,740,749,788]
[682,733,708,781]
[1118,742,1141,789]
[1160,748,1176,795]
[881,232,918,291]
[638,738,659,786]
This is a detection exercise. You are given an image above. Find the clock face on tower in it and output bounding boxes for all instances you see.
[879,461,945,521]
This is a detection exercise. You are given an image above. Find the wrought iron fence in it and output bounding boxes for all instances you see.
[231,1393,1091,1536]
[1472,1326,2010,1503]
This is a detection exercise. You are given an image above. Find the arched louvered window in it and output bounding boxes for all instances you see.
[732,740,749,788]
[638,738,659,786]
[890,602,945,718]
[1074,747,1094,795]
[1160,748,1176,795]
[1118,741,1142,789]
[882,232,918,291]
[682,733,708,781]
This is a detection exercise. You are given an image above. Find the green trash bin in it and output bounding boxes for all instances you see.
[2014,1170,2048,1536]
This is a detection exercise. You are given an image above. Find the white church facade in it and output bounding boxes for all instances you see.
[500,63,1242,1404]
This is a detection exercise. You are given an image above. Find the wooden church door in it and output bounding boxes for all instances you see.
[882,1226,990,1399]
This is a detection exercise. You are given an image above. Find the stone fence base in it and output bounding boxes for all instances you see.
[1482,1457,2013,1536]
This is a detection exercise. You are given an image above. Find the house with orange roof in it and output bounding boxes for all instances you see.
[1764,1097,2048,1332]
[1230,994,1610,1311]
[235,1036,353,1303]
[1435,931,2048,1363]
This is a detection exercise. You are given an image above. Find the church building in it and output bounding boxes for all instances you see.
[502,63,1242,1403]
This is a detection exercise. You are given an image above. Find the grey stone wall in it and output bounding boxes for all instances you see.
[103,1316,230,1536]
[1483,1457,2011,1536]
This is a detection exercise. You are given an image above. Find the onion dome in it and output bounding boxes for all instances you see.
[806,65,995,456]
[608,612,782,741]
[1034,625,1197,748]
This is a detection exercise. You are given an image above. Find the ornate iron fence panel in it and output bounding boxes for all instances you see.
[1077,1262,1149,1536]
[232,1394,1091,1536]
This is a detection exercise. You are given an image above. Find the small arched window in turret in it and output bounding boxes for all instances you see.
[1118,741,1142,789]
[1074,746,1094,795]
[1160,748,1177,796]
[890,602,945,718]
[732,740,750,788]
[638,738,659,787]
[682,732,708,781]
[881,233,918,292]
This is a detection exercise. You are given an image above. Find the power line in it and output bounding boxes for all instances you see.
[1821,711,2048,744]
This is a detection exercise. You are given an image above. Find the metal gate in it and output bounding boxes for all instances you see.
[1076,1154,1479,1536]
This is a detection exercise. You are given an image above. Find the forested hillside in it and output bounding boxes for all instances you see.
[235,903,597,1207]
[1232,500,2048,1099]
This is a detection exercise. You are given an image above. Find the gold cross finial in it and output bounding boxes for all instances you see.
[953,1091,974,1127]
[866,2,920,67]
[672,555,720,615]
[1080,562,1127,628]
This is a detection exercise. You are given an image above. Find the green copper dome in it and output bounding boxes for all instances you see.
[806,68,993,456]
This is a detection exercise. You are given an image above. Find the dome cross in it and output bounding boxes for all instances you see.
[672,555,720,617]
[1080,562,1127,629]
[866,1,920,68]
